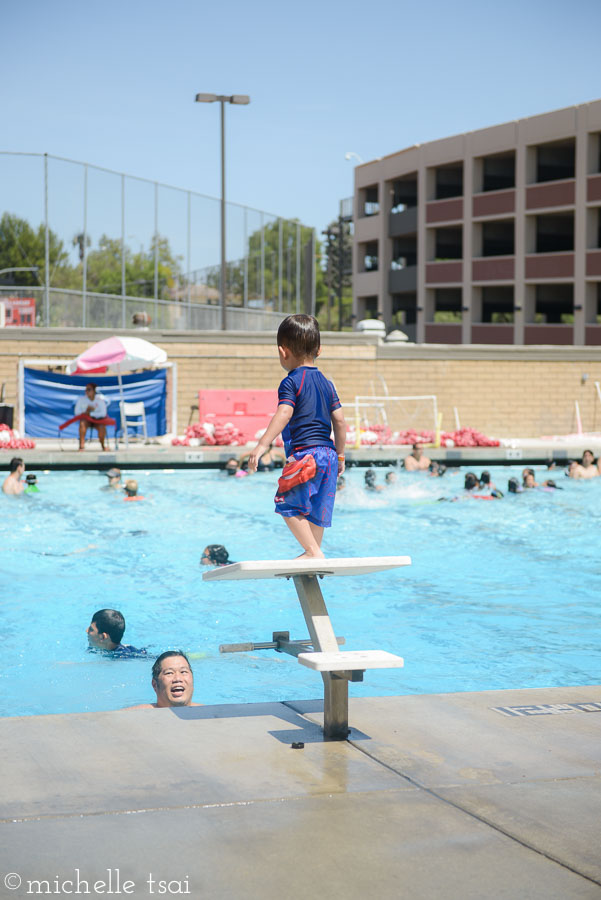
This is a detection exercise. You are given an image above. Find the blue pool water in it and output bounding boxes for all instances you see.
[2,465,600,716]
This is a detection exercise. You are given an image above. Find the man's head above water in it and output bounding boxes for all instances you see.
[151,651,195,707]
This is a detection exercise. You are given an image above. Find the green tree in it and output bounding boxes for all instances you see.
[241,219,325,313]
[318,219,353,330]
[82,234,183,298]
[0,212,70,287]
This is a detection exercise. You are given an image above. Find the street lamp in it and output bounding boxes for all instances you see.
[195,93,250,331]
[344,151,364,164]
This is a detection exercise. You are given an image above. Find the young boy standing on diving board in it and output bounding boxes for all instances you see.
[247,314,346,559]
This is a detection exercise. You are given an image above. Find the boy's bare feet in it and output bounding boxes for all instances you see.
[295,549,325,560]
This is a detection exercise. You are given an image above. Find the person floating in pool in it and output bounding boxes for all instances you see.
[247,314,347,560]
[403,443,431,471]
[102,467,122,491]
[364,469,384,492]
[123,478,144,500]
[24,473,40,493]
[200,544,235,566]
[224,456,245,476]
[87,608,147,658]
[2,456,25,496]
[124,651,201,708]
[568,450,599,480]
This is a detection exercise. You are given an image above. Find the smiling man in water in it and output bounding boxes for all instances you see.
[125,651,200,709]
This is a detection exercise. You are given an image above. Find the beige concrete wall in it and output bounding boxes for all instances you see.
[1,329,601,438]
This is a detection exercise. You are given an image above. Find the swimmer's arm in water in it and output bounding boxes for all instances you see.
[247,404,293,473]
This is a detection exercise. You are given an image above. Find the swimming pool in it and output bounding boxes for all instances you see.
[2,465,600,716]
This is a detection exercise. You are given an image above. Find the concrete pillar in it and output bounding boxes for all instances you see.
[514,121,526,344]
[417,156,427,342]
[462,137,473,344]
[573,106,588,345]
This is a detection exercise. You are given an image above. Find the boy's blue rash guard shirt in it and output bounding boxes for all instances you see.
[278,366,341,453]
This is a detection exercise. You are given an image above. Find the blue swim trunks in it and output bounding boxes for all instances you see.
[274,446,338,527]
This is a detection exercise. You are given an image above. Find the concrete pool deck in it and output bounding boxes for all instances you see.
[5,435,601,470]
[1,685,600,899]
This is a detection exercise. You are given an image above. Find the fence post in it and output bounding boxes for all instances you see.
[154,181,159,325]
[243,206,248,308]
[82,164,88,328]
[278,218,283,312]
[296,222,301,313]
[44,154,50,326]
[260,212,265,307]
[121,173,126,329]
[187,191,192,329]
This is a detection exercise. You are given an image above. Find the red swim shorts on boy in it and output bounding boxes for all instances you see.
[277,454,317,493]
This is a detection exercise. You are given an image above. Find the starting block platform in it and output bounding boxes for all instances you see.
[203,556,411,740]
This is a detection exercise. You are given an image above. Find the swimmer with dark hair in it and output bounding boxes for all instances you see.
[464,472,479,491]
[200,544,235,566]
[364,469,384,492]
[429,461,447,477]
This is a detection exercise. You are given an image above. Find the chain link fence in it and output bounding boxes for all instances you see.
[0,152,316,330]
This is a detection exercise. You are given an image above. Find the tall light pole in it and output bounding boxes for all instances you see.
[195,93,250,331]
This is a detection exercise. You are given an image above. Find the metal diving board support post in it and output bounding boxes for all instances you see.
[203,556,411,741]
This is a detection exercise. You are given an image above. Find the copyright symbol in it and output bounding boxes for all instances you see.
[4,873,21,890]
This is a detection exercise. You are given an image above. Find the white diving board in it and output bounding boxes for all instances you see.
[202,556,411,582]
[204,555,411,740]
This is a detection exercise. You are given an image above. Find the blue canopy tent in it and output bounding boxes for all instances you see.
[23,368,167,439]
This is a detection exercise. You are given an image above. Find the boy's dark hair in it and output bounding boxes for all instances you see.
[277,314,320,358]
[464,472,478,490]
[508,477,520,493]
[92,608,125,644]
[9,457,24,473]
[152,650,192,682]
[205,544,230,565]
[480,470,491,485]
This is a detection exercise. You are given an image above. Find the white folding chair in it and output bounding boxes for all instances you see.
[119,401,148,448]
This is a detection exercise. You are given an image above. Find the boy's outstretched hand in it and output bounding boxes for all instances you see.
[247,443,267,474]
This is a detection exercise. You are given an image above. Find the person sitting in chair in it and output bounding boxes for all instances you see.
[75,382,109,451]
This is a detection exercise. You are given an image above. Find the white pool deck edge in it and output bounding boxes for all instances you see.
[2,684,600,899]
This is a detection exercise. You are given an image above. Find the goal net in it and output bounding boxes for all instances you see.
[344,395,439,445]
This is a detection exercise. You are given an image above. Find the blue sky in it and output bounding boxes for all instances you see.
[2,0,600,240]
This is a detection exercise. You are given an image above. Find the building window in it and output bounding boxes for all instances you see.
[535,139,575,183]
[435,226,462,260]
[435,163,463,199]
[358,296,379,319]
[390,175,418,213]
[360,185,379,217]
[481,286,514,322]
[481,152,515,192]
[533,284,574,323]
[535,214,574,253]
[433,288,462,323]
[391,236,417,269]
[482,220,514,256]
[392,293,417,336]
[362,241,379,271]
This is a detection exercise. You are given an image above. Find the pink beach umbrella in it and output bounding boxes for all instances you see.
[66,335,168,403]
